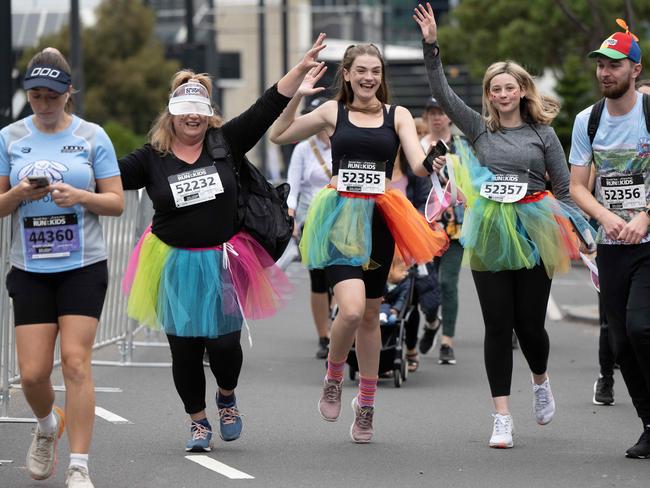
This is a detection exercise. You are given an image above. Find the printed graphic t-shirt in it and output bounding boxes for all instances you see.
[569,92,650,245]
[0,115,120,272]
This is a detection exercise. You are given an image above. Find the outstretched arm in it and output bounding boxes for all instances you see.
[222,34,328,155]
[395,106,445,177]
[414,3,483,140]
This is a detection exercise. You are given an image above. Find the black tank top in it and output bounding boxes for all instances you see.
[330,101,400,180]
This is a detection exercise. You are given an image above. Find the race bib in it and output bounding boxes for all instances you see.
[168,166,224,208]
[480,173,528,203]
[23,214,80,259]
[600,174,645,210]
[336,159,386,194]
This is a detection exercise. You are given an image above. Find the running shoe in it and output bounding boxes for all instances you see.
[185,419,213,452]
[27,406,65,480]
[350,396,374,443]
[438,344,456,365]
[318,377,343,421]
[593,375,615,405]
[65,466,95,488]
[218,404,243,442]
[533,378,555,425]
[418,319,441,354]
[625,425,650,459]
[316,337,330,359]
[489,413,514,449]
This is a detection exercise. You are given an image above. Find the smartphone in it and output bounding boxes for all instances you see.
[27,176,50,188]
[427,139,449,160]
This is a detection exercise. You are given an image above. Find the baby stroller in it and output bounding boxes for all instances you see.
[346,267,417,388]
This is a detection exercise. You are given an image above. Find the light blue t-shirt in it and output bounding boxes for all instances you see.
[0,115,120,272]
[569,93,650,245]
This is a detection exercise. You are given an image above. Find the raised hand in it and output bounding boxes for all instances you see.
[298,63,327,97]
[299,33,328,73]
[413,3,437,44]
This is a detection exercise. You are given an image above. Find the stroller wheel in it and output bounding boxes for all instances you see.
[393,368,402,388]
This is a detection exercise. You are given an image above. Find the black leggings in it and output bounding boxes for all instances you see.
[167,331,242,415]
[597,243,650,419]
[472,264,551,397]
[597,291,616,377]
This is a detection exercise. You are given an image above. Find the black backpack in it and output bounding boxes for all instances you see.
[205,128,294,262]
[588,93,650,144]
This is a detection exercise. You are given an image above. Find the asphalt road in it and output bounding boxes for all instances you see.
[0,262,647,488]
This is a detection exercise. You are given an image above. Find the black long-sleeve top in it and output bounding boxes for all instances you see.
[119,84,291,248]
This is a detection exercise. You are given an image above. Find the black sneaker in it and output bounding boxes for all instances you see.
[438,344,456,364]
[625,425,650,459]
[592,375,615,405]
[316,337,329,359]
[419,320,441,355]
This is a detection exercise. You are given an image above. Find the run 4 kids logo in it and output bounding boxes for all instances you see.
[637,137,650,158]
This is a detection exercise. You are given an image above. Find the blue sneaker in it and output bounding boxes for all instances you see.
[218,404,242,441]
[185,419,213,452]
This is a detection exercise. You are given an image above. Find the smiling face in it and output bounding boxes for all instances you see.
[488,73,525,117]
[27,87,70,126]
[596,57,640,99]
[343,54,383,102]
[171,112,209,145]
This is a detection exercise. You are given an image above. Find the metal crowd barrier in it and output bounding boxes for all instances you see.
[0,190,169,423]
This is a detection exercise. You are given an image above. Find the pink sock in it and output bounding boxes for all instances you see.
[326,356,345,383]
[358,376,378,407]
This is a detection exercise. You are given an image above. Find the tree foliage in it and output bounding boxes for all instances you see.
[436,0,650,149]
[20,0,179,136]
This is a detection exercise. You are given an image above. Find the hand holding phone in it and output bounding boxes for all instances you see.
[27,176,50,188]
[423,139,449,174]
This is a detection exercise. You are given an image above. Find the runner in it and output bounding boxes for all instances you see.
[286,96,332,359]
[415,3,594,449]
[569,22,650,459]
[119,36,326,452]
[270,42,449,443]
[0,47,124,487]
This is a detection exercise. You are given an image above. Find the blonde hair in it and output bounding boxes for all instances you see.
[334,44,391,114]
[149,70,223,155]
[482,60,560,131]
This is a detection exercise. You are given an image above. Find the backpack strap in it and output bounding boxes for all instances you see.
[643,93,650,133]
[587,98,606,145]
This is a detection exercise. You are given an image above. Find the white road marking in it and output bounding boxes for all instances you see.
[546,293,563,321]
[185,455,255,479]
[94,407,132,424]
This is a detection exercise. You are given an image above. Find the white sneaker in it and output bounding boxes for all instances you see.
[26,406,65,480]
[489,413,514,449]
[533,378,555,425]
[65,466,95,488]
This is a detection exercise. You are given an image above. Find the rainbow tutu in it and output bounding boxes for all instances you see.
[300,186,449,270]
[452,142,594,278]
[122,229,291,338]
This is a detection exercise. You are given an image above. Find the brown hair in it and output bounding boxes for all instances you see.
[482,60,560,131]
[27,47,74,113]
[149,70,223,155]
[333,44,390,114]
[636,78,650,89]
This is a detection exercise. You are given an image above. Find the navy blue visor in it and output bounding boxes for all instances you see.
[23,65,72,94]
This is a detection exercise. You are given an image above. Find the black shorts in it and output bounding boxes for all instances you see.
[309,268,328,293]
[325,208,395,299]
[6,260,109,326]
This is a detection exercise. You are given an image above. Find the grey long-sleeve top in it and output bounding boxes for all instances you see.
[422,41,575,208]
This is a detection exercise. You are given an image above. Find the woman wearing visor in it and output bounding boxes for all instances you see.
[119,36,326,453]
[0,48,123,488]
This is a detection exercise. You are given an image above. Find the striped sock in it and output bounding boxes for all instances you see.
[358,376,378,408]
[326,357,345,383]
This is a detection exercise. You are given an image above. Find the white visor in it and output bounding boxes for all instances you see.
[168,82,214,116]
